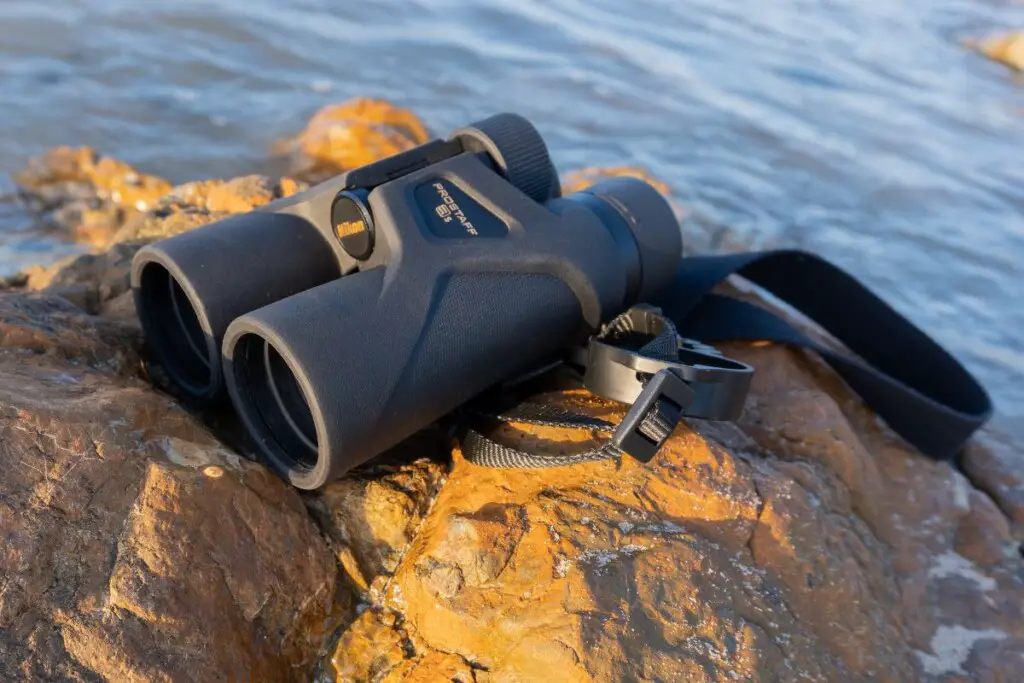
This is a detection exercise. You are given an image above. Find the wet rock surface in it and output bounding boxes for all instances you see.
[3,100,1023,682]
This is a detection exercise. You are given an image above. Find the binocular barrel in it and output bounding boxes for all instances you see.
[132,211,347,401]
[132,114,682,489]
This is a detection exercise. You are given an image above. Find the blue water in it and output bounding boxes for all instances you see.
[1,0,1022,458]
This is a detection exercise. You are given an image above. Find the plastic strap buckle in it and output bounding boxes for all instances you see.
[576,307,754,422]
[610,368,695,462]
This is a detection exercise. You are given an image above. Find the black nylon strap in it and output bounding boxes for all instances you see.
[650,250,992,461]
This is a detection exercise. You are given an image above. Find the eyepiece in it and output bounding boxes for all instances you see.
[569,176,682,305]
[453,113,559,203]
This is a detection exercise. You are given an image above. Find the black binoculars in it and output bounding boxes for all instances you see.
[131,114,683,489]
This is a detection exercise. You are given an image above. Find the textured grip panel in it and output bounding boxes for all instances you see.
[453,113,558,204]
[387,271,581,430]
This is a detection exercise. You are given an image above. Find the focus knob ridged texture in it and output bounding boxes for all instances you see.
[453,113,559,204]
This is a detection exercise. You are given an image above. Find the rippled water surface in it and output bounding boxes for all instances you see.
[1,0,1022,453]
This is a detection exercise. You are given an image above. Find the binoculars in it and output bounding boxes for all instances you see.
[131,113,682,489]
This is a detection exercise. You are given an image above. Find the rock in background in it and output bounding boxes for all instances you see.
[13,147,172,248]
[2,98,1022,682]
[970,32,1024,73]
[272,98,432,184]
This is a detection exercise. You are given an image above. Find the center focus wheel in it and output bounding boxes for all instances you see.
[452,113,560,204]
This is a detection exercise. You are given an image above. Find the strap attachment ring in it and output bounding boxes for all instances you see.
[578,306,754,421]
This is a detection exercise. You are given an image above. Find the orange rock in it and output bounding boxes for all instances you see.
[88,155,172,211]
[13,148,304,251]
[309,452,447,594]
[7,158,1024,682]
[277,98,431,183]
[0,292,342,680]
[974,32,1024,71]
[13,145,102,187]
[330,610,408,682]
[68,205,124,248]
[19,174,308,315]
[331,609,476,682]
[171,175,277,213]
[329,344,1024,682]
[382,649,475,682]
[14,147,172,212]
[14,146,172,247]
[278,175,304,198]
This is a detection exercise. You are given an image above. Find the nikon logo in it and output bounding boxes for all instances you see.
[432,182,479,236]
[334,219,366,239]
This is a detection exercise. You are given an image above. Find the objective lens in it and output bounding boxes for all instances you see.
[137,262,214,395]
[232,333,319,471]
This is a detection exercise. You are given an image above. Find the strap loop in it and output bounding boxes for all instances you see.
[460,308,750,468]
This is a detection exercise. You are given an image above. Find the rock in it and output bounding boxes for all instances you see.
[6,100,1024,682]
[21,241,144,316]
[330,609,475,683]
[0,289,342,681]
[307,446,448,597]
[972,32,1024,72]
[14,146,172,247]
[110,174,306,244]
[954,490,1013,567]
[12,147,307,290]
[0,292,139,373]
[329,609,411,682]
[14,175,307,317]
[273,98,432,183]
[329,345,1024,682]
[961,438,1024,529]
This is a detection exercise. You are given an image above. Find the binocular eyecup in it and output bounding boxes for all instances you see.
[132,113,682,488]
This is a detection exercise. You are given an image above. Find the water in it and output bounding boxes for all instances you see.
[1,0,1021,456]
